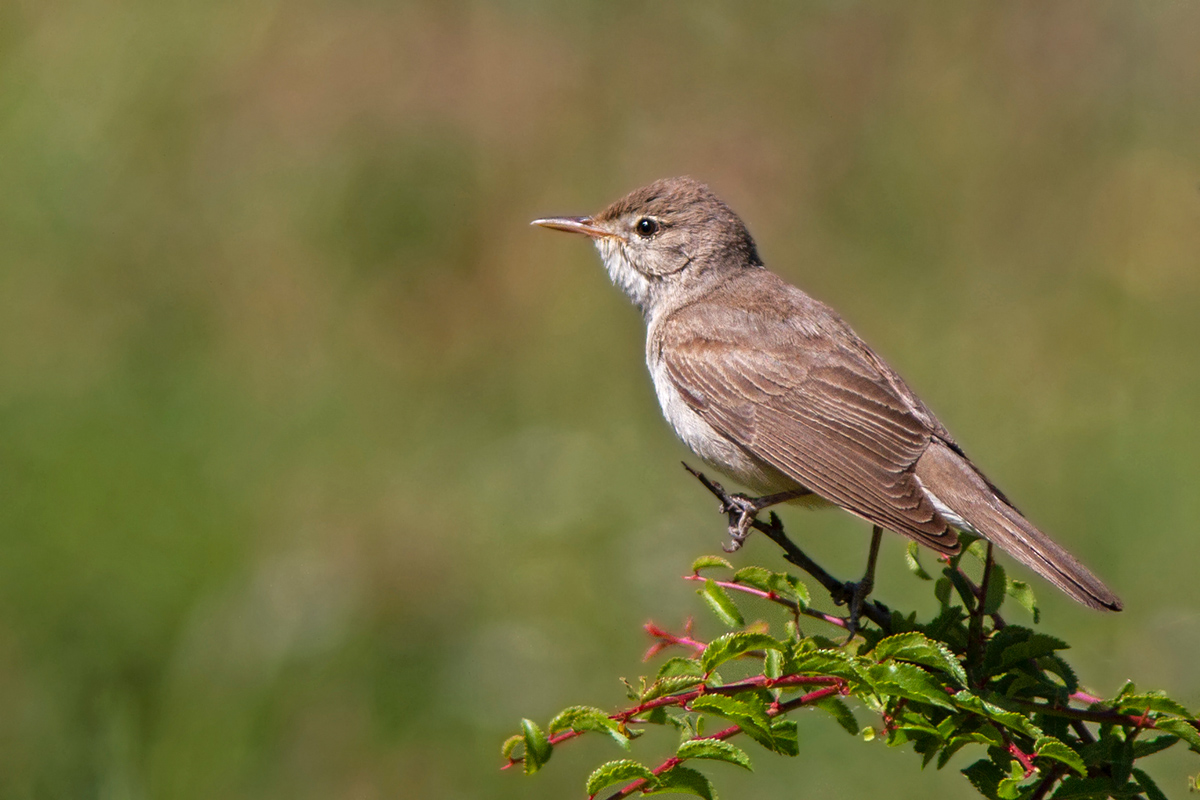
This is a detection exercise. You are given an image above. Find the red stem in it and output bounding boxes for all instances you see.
[596,686,843,799]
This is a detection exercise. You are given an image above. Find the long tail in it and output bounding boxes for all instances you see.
[914,440,1122,611]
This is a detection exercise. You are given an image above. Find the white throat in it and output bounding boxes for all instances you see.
[595,238,652,315]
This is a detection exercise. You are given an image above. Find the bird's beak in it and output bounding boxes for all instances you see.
[530,216,611,238]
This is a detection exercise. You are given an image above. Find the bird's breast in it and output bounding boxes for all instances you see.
[648,354,801,497]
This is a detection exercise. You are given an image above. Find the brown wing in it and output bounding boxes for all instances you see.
[661,319,960,553]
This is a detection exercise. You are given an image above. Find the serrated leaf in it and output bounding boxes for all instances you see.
[983,563,1007,616]
[962,758,1005,800]
[501,734,523,760]
[699,632,785,674]
[1157,718,1200,751]
[520,718,552,774]
[676,738,753,770]
[1132,767,1169,800]
[1113,692,1193,718]
[866,662,956,710]
[952,692,1044,739]
[643,765,716,799]
[1049,775,1117,798]
[786,649,865,688]
[768,718,799,756]
[815,697,859,735]
[1131,734,1179,759]
[873,631,967,687]
[905,541,933,580]
[688,694,774,750]
[984,627,1068,675]
[1034,736,1086,776]
[657,657,705,680]
[997,757,1031,800]
[731,566,774,592]
[935,576,954,607]
[585,759,655,796]
[773,572,810,607]
[698,579,744,628]
[548,705,630,749]
[692,555,734,573]
[1006,579,1040,623]
[642,675,705,702]
[1039,654,1079,694]
[764,649,783,680]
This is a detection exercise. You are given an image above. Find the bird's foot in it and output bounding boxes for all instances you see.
[839,576,875,641]
[720,494,760,552]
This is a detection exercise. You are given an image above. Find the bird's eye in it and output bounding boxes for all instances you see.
[635,217,659,238]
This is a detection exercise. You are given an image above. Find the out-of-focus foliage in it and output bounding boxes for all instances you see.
[0,2,1197,798]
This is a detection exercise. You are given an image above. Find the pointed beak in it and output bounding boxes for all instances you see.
[530,216,611,238]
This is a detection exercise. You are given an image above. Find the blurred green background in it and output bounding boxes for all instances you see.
[2,1,1198,798]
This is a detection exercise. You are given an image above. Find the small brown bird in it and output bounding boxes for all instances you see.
[532,177,1121,612]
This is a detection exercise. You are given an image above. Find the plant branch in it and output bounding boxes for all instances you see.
[684,464,893,634]
[598,685,844,800]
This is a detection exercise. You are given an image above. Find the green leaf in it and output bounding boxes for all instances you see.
[699,632,785,675]
[984,627,1068,675]
[814,697,859,736]
[785,648,865,688]
[548,705,630,749]
[520,718,552,774]
[905,541,933,580]
[866,662,956,710]
[731,566,774,592]
[1006,579,1040,623]
[764,649,783,680]
[1132,767,1169,800]
[643,765,716,799]
[1039,654,1079,694]
[500,734,523,760]
[676,738,753,770]
[657,657,704,680]
[771,572,810,608]
[698,579,744,628]
[688,694,772,736]
[585,759,655,796]
[997,761,1032,800]
[1157,718,1200,751]
[692,555,733,573]
[962,758,1005,800]
[1113,691,1193,718]
[873,631,968,687]
[952,692,1044,739]
[768,718,799,756]
[1050,775,1118,798]
[642,675,705,702]
[1034,736,1086,776]
[934,576,954,607]
[982,563,1007,616]
[1131,734,1180,759]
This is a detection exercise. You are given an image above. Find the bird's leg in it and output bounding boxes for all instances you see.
[840,525,884,641]
[680,463,811,551]
[719,489,813,552]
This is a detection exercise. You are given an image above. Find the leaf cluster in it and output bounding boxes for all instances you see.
[504,543,1199,799]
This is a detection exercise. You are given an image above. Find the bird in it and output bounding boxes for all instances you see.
[532,176,1121,613]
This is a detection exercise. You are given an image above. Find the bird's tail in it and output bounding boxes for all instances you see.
[914,440,1122,611]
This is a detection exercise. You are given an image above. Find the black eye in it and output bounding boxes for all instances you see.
[635,217,659,237]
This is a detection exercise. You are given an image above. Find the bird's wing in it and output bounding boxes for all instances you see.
[659,310,961,553]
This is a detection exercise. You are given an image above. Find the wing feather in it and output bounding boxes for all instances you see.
[662,326,960,553]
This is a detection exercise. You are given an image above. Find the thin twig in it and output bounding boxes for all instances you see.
[598,685,844,800]
[683,463,893,634]
[682,575,850,630]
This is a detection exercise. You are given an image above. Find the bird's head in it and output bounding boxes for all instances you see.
[532,177,761,315]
